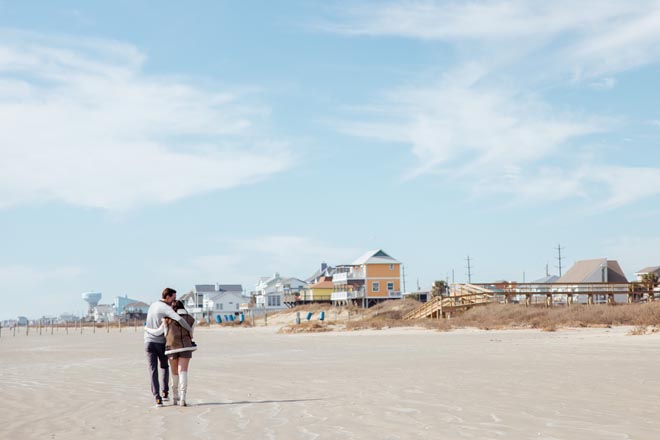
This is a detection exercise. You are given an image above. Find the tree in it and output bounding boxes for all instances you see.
[431,280,448,297]
[642,272,659,300]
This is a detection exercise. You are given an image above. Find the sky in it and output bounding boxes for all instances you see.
[1,0,660,320]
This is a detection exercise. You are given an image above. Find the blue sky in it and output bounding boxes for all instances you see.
[2,1,660,320]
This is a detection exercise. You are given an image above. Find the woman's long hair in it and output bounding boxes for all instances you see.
[172,300,186,312]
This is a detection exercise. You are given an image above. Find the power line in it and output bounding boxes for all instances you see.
[555,244,565,277]
[466,256,473,283]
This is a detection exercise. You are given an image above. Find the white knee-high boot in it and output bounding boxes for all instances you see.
[171,375,180,405]
[179,371,188,407]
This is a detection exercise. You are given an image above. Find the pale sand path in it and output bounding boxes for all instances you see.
[1,326,659,439]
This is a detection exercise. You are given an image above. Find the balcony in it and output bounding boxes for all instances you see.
[331,290,365,301]
[387,290,402,298]
[332,269,366,283]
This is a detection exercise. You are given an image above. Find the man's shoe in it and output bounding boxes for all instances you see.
[155,396,163,407]
[162,391,169,401]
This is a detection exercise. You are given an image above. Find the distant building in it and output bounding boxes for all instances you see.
[122,301,149,321]
[300,276,334,302]
[93,305,115,322]
[635,266,660,281]
[332,249,402,307]
[532,275,560,283]
[183,283,245,320]
[305,262,336,285]
[558,258,628,304]
[254,274,307,310]
[114,295,143,315]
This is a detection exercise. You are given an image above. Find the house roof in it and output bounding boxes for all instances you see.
[195,284,243,293]
[207,291,246,301]
[558,259,628,283]
[180,292,194,301]
[532,275,560,283]
[352,249,400,265]
[124,301,149,309]
[305,264,336,283]
[636,266,660,274]
[309,279,334,289]
[279,277,307,286]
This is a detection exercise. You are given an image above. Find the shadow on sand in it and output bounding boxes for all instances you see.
[193,398,323,407]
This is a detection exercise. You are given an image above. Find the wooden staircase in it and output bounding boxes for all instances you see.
[404,284,494,319]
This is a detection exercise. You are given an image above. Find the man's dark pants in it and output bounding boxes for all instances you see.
[145,342,169,398]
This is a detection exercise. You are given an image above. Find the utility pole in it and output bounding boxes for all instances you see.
[546,263,549,277]
[466,256,473,284]
[555,244,565,277]
[402,265,407,293]
[452,269,455,284]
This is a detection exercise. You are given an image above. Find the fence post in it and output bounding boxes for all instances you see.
[51,321,54,335]
[26,322,29,336]
[264,312,267,326]
[106,320,109,333]
[119,319,121,333]
[39,320,42,335]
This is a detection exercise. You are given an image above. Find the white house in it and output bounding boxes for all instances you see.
[205,291,245,316]
[93,304,115,322]
[182,283,244,320]
[254,273,307,310]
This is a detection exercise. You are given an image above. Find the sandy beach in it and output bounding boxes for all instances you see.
[1,325,659,439]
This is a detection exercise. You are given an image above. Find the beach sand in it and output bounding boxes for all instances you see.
[1,325,659,439]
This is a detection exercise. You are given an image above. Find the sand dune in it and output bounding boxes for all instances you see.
[1,326,659,439]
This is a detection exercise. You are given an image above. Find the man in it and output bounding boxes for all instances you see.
[144,287,193,407]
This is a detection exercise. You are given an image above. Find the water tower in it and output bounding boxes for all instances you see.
[82,292,102,315]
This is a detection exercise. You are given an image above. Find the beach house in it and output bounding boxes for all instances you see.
[635,266,660,281]
[299,276,334,302]
[183,284,244,320]
[255,274,307,311]
[331,249,402,307]
[557,258,628,304]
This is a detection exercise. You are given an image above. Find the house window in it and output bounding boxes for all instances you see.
[372,282,380,292]
[387,282,394,291]
[217,304,223,310]
[389,264,394,270]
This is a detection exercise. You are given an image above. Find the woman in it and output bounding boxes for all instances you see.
[145,300,197,406]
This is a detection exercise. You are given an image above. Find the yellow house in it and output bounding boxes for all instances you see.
[300,276,334,302]
[332,249,402,307]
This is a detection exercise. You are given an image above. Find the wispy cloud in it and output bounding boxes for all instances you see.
[0,30,294,211]
[322,1,660,209]
[339,64,603,179]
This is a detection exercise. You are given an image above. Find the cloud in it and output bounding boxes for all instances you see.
[338,64,604,178]
[321,0,637,41]
[0,30,294,211]
[322,1,660,209]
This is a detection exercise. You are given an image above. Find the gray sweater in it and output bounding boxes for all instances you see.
[144,300,192,344]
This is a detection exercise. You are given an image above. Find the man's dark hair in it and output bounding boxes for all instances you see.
[162,287,177,300]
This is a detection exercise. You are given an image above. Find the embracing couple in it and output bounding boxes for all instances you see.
[144,287,197,407]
